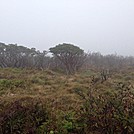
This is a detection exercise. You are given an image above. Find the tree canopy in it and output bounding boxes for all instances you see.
[49,43,86,74]
[49,43,84,55]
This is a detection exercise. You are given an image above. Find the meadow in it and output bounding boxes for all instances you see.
[0,67,134,134]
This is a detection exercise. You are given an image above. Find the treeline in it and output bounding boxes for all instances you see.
[0,42,134,72]
[85,52,134,70]
[0,43,51,69]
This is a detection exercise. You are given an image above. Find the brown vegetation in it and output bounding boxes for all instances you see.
[0,67,134,134]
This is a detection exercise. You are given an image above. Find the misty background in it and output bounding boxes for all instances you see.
[0,0,134,56]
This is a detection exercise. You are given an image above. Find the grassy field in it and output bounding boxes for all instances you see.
[0,68,134,134]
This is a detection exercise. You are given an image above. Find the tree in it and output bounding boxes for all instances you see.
[0,43,49,69]
[49,43,86,74]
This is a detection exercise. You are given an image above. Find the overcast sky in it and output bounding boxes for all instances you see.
[0,0,134,56]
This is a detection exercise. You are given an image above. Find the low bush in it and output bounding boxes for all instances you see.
[78,85,134,134]
[0,97,49,134]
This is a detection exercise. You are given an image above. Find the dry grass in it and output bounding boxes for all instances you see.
[0,68,134,133]
[0,68,134,111]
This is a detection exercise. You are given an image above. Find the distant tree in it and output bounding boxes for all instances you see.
[0,43,7,68]
[0,43,49,69]
[49,43,86,74]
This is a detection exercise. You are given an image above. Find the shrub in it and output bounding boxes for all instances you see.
[0,79,13,89]
[0,79,28,91]
[78,86,134,134]
[0,97,49,134]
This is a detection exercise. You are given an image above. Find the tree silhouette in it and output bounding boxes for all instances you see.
[49,43,86,74]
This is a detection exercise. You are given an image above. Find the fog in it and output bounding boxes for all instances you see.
[0,0,134,56]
